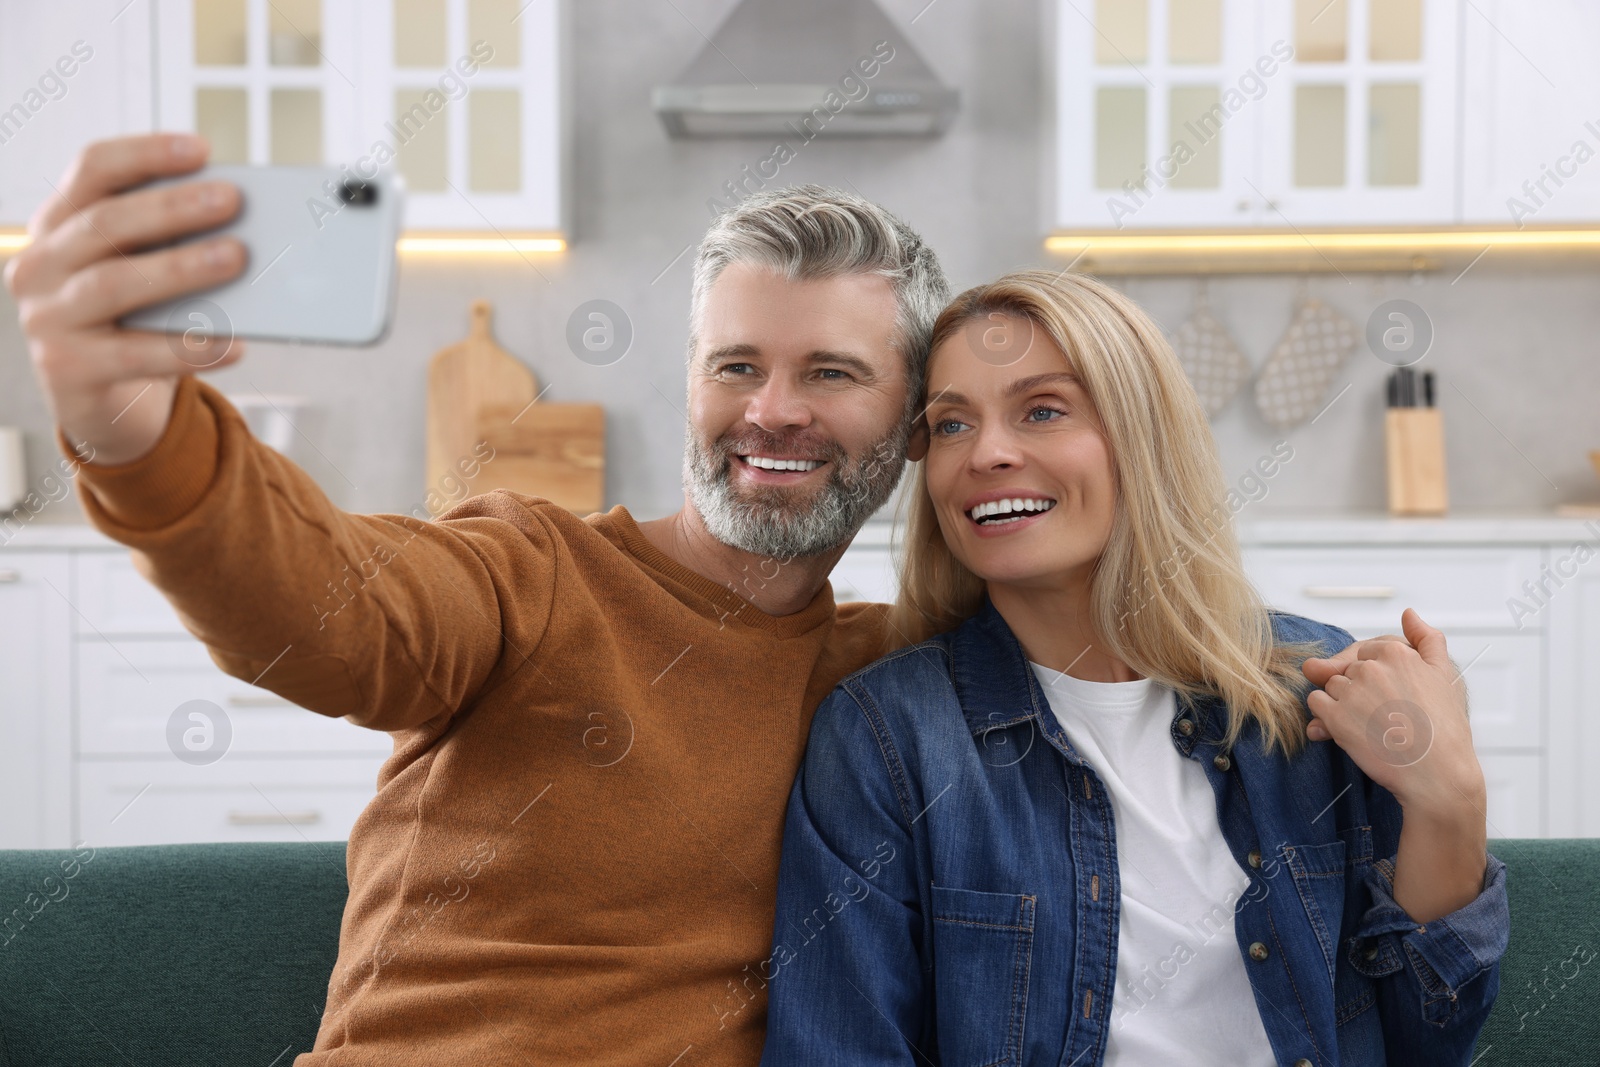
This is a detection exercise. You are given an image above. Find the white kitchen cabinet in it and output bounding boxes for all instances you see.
[1240,544,1541,632]
[1054,0,1458,230]
[0,553,72,848]
[1458,0,1600,225]
[1243,541,1549,838]
[79,756,383,846]
[1054,0,1265,228]
[1477,752,1545,839]
[1252,0,1459,225]
[6,518,1597,845]
[151,0,568,234]
[0,536,387,848]
[150,0,363,170]
[0,0,154,227]
[77,638,390,756]
[1547,557,1600,837]
[352,0,567,232]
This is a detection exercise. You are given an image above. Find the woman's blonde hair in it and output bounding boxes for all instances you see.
[889,269,1321,756]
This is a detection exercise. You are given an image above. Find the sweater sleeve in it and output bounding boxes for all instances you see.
[59,374,558,734]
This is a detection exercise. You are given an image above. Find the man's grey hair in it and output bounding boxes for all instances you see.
[688,185,950,418]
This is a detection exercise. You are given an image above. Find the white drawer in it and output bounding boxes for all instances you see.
[78,757,385,846]
[1339,630,1542,752]
[74,552,188,636]
[1244,546,1542,632]
[78,638,390,756]
[1479,752,1545,838]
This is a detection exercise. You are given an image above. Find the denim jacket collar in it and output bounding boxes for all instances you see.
[949,593,1048,739]
[948,592,1228,758]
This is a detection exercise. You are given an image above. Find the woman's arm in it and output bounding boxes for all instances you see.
[1393,799,1489,923]
[1354,780,1509,1061]
[760,686,929,1067]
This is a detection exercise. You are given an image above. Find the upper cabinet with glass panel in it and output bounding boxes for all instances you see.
[159,0,359,169]
[1054,0,1458,229]
[154,0,567,235]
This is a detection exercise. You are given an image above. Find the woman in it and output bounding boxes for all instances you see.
[760,271,1507,1066]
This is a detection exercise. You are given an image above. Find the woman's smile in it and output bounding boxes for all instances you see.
[961,490,1059,536]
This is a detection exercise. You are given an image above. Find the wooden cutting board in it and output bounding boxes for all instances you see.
[425,300,604,516]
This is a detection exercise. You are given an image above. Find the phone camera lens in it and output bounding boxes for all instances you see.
[338,180,377,206]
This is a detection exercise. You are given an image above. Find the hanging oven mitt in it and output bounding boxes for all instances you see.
[1253,296,1359,430]
[1171,290,1251,418]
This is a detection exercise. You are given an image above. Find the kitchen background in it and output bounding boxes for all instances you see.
[1,0,1598,851]
[0,0,1596,518]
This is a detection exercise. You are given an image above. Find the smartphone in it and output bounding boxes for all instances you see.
[120,165,404,347]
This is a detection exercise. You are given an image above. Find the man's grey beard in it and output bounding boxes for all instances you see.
[684,416,912,560]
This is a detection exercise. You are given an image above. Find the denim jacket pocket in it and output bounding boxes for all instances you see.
[930,885,1036,1067]
[1282,840,1348,988]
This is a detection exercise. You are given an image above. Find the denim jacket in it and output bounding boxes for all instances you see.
[760,596,1509,1067]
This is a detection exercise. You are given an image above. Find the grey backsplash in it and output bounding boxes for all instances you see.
[1,0,1595,526]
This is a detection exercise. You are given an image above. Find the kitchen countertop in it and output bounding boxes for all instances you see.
[4,511,1598,551]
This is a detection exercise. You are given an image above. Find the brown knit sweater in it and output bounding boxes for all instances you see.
[59,374,893,1065]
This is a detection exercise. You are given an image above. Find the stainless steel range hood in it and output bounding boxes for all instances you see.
[653,0,958,138]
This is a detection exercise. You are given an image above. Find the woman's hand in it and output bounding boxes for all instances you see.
[1301,609,1491,923]
[1299,609,1486,815]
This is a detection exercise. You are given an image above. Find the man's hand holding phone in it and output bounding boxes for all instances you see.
[5,133,247,466]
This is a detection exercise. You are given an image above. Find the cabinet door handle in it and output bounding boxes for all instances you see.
[0,569,20,583]
[227,692,292,707]
[1303,585,1396,599]
[227,809,322,826]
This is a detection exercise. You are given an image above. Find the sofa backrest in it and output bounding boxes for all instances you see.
[1474,838,1600,1065]
[0,841,347,1066]
[0,838,1595,1064]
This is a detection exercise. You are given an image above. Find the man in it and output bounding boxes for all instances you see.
[5,133,948,1065]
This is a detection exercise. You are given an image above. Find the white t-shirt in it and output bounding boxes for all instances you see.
[1028,662,1277,1067]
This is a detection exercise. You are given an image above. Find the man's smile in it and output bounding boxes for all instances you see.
[731,453,831,485]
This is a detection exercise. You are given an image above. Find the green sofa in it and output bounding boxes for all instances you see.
[0,839,1594,1064]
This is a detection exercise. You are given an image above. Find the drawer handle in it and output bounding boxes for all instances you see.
[227,809,322,826]
[0,569,19,583]
[227,693,292,707]
[1303,585,1397,599]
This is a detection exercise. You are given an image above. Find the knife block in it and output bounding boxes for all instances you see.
[1385,408,1448,516]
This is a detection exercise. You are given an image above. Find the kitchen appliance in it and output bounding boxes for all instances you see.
[652,0,958,138]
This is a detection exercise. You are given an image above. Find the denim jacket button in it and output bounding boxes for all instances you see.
[1294,1060,1314,1067]
[1248,941,1269,962]
[1176,718,1194,736]
[1213,753,1232,772]
[1247,849,1262,869]
[1364,942,1380,961]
